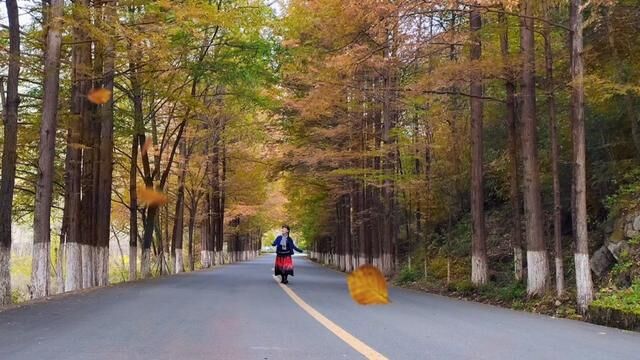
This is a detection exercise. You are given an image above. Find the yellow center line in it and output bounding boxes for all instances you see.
[273,276,389,360]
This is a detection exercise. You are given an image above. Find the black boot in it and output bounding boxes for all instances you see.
[280,275,285,283]
[283,275,289,284]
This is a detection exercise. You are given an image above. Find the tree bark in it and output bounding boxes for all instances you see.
[0,0,20,305]
[95,0,117,287]
[544,3,564,296]
[65,0,93,291]
[172,140,188,273]
[470,7,488,286]
[499,12,524,283]
[32,0,64,298]
[521,0,549,295]
[570,0,593,313]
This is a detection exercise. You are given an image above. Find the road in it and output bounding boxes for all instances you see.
[0,255,638,360]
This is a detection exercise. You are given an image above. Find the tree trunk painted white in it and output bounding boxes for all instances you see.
[129,245,137,281]
[97,246,108,286]
[201,250,209,268]
[31,242,50,298]
[471,255,488,285]
[570,0,594,314]
[31,0,64,300]
[574,253,592,310]
[514,247,523,282]
[175,248,184,274]
[141,248,151,278]
[81,244,92,288]
[0,0,20,307]
[0,246,10,305]
[527,250,550,295]
[65,242,82,291]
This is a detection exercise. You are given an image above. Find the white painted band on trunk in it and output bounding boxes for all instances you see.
[471,255,488,285]
[175,248,184,274]
[129,246,137,281]
[98,247,109,287]
[141,248,151,278]
[0,246,11,305]
[555,257,564,295]
[574,253,593,313]
[31,242,50,298]
[514,247,523,281]
[526,250,549,296]
[65,242,82,291]
[81,244,92,289]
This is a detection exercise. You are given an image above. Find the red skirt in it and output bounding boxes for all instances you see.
[275,255,294,276]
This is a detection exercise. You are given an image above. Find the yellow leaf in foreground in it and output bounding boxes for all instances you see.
[137,185,168,207]
[347,264,390,305]
[87,88,112,105]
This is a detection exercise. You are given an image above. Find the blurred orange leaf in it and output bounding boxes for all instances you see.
[141,138,154,157]
[137,185,168,207]
[347,264,390,305]
[87,88,112,105]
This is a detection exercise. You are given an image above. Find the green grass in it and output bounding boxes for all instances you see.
[592,281,640,316]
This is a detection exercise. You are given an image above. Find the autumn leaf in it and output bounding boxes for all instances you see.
[87,88,112,105]
[347,265,390,305]
[137,185,168,207]
[141,138,154,157]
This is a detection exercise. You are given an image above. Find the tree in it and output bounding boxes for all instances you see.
[570,0,593,313]
[469,6,487,286]
[0,0,20,305]
[31,0,64,298]
[543,1,564,296]
[520,0,549,295]
[499,11,523,282]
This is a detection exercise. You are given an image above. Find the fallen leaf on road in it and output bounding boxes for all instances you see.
[137,185,168,207]
[87,88,112,105]
[347,264,390,305]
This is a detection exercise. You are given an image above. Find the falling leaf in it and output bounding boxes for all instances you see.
[141,138,154,157]
[347,264,390,305]
[137,185,168,207]
[87,88,112,105]
[68,143,91,150]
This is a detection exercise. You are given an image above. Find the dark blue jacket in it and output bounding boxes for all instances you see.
[272,235,303,255]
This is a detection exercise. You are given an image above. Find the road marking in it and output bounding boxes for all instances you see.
[273,276,388,360]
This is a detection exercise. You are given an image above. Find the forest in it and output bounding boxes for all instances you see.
[0,0,639,325]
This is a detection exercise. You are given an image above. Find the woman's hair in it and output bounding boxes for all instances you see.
[282,225,290,231]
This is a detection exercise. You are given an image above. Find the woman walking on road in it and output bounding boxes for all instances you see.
[272,225,303,284]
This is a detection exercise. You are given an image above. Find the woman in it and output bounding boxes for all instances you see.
[272,225,303,284]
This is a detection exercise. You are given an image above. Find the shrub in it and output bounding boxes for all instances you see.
[397,266,421,285]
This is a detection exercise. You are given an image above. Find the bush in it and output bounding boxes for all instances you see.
[397,266,421,285]
[450,279,474,295]
[592,281,640,316]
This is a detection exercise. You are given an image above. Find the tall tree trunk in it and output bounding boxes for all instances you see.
[0,0,20,306]
[544,4,564,296]
[521,0,549,295]
[570,0,593,313]
[31,0,64,298]
[188,200,197,272]
[499,12,524,282]
[470,7,488,286]
[172,140,188,274]
[95,0,116,287]
[65,0,93,291]
[499,14,524,281]
[128,57,144,281]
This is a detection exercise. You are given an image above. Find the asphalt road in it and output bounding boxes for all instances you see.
[0,255,638,360]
